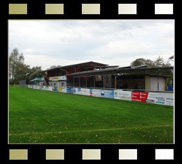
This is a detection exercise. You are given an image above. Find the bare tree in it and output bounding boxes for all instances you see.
[9,48,25,84]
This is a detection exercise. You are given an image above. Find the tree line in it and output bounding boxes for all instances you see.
[130,57,172,68]
[9,48,45,85]
[131,57,173,85]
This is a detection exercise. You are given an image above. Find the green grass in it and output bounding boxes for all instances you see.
[9,86,173,144]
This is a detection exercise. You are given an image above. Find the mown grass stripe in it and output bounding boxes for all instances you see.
[9,124,172,136]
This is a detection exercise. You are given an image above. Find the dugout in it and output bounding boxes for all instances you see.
[29,77,44,87]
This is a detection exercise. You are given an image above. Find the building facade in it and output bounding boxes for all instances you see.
[42,61,172,91]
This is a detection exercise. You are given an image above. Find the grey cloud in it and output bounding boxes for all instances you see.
[9,20,174,69]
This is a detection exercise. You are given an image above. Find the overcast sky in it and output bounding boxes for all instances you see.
[9,20,174,70]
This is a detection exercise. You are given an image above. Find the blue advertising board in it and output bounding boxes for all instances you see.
[52,86,59,92]
[73,88,76,94]
[101,90,114,99]
[67,87,74,94]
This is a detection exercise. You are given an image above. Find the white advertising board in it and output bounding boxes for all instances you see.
[155,93,166,105]
[165,93,174,106]
[146,92,173,106]
[92,89,102,97]
[61,87,67,93]
[49,76,67,81]
[114,90,132,101]
[81,88,90,96]
[42,86,52,91]
[73,88,82,95]
[34,85,40,89]
[48,86,52,91]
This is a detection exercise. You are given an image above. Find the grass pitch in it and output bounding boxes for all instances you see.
[9,86,173,144]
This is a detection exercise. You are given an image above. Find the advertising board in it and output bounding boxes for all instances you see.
[146,92,173,106]
[73,88,82,95]
[49,76,67,81]
[101,90,114,99]
[81,88,90,96]
[165,93,174,106]
[52,86,58,92]
[154,93,166,105]
[34,85,40,89]
[132,91,148,102]
[58,87,61,92]
[67,87,74,94]
[42,86,52,91]
[61,87,67,93]
[114,90,132,101]
[92,89,102,97]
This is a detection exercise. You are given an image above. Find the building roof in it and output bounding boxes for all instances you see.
[169,56,174,59]
[43,61,113,72]
[67,66,173,76]
[30,77,44,82]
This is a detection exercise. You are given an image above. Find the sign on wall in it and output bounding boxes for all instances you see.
[49,76,67,81]
[27,85,174,106]
[92,89,102,97]
[155,93,166,105]
[73,88,82,95]
[42,86,52,91]
[81,88,90,96]
[132,91,148,102]
[146,92,173,106]
[67,87,74,94]
[165,93,174,106]
[61,87,67,93]
[58,87,62,92]
[73,88,77,94]
[34,85,40,89]
[52,86,58,92]
[114,90,132,101]
[101,90,114,99]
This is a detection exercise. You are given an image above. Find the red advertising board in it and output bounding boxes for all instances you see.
[132,91,148,102]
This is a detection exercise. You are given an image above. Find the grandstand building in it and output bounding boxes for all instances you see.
[42,61,173,91]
